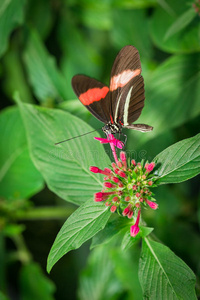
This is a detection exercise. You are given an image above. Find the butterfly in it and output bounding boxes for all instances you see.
[72,45,153,138]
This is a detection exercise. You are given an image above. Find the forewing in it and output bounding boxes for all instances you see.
[72,75,110,123]
[109,45,145,125]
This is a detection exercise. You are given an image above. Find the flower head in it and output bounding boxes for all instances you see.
[193,0,200,15]
[90,151,158,237]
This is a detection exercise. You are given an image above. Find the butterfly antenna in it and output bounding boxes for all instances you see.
[55,128,101,145]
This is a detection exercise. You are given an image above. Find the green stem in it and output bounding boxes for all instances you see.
[11,233,32,264]
[14,206,75,221]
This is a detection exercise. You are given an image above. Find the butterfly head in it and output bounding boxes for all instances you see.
[102,121,122,135]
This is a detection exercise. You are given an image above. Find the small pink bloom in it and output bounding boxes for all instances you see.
[104,168,112,174]
[148,181,153,186]
[94,191,116,202]
[136,192,140,198]
[112,196,119,202]
[128,211,133,219]
[94,136,124,149]
[118,171,126,178]
[89,166,100,173]
[117,161,123,168]
[131,159,136,166]
[118,182,124,188]
[120,151,127,170]
[112,177,119,183]
[110,205,117,213]
[145,162,155,173]
[104,182,115,188]
[90,166,111,176]
[132,185,137,190]
[122,207,129,216]
[130,209,141,237]
[125,196,130,201]
[146,200,158,210]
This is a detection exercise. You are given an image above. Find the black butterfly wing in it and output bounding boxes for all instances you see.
[109,45,145,127]
[71,75,111,124]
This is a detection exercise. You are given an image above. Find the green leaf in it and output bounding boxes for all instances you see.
[17,100,110,205]
[20,262,55,300]
[121,226,153,251]
[3,49,33,103]
[0,106,44,200]
[23,29,68,103]
[58,18,102,99]
[47,199,111,273]
[154,133,200,184]
[26,0,54,39]
[111,9,153,59]
[150,0,200,53]
[111,247,143,300]
[78,245,122,300]
[164,8,196,41]
[91,217,128,249]
[128,53,200,148]
[0,0,25,57]
[139,238,197,299]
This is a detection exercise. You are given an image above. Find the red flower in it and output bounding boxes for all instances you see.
[130,210,141,237]
[91,136,158,237]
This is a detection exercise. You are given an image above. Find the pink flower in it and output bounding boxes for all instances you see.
[89,149,158,237]
[94,136,124,149]
[90,166,111,176]
[146,200,158,210]
[130,209,141,237]
[145,162,155,173]
[110,205,117,213]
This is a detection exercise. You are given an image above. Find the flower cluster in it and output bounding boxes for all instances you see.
[90,151,158,237]
[193,0,200,15]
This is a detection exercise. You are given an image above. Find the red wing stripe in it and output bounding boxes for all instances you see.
[79,87,109,105]
[110,69,141,91]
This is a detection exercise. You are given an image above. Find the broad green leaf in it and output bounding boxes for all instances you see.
[111,247,143,300]
[139,238,197,299]
[154,133,200,184]
[58,100,90,122]
[91,217,128,249]
[164,8,196,41]
[0,107,44,200]
[3,49,33,103]
[17,100,110,205]
[20,262,55,300]
[23,29,68,103]
[82,7,112,30]
[47,199,111,272]
[111,10,153,59]
[26,0,54,39]
[127,53,200,148]
[0,0,25,57]
[58,18,102,99]
[150,0,200,53]
[78,245,122,300]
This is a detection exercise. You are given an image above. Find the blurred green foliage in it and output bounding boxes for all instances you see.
[0,0,200,299]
